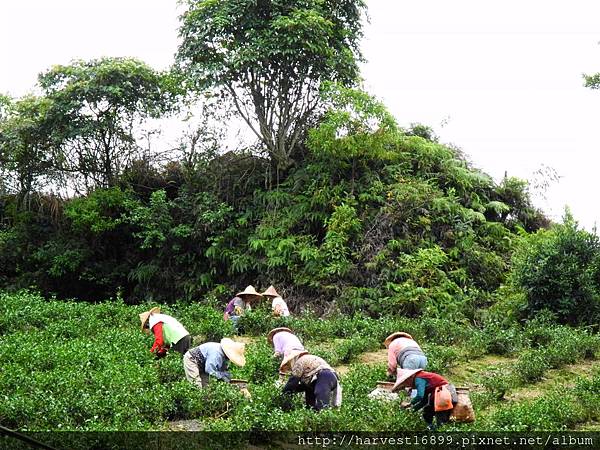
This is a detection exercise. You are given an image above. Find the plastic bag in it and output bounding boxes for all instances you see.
[434,384,453,411]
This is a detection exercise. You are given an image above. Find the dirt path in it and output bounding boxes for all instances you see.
[166,419,204,431]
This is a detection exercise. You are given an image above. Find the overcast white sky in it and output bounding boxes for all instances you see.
[1,0,599,230]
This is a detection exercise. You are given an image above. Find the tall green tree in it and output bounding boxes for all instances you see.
[176,0,366,171]
[38,57,178,192]
[0,95,60,204]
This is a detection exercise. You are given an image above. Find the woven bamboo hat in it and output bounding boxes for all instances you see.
[392,368,423,392]
[236,285,262,301]
[220,338,246,367]
[139,307,161,330]
[383,332,414,348]
[261,285,280,298]
[279,349,309,372]
[267,327,292,344]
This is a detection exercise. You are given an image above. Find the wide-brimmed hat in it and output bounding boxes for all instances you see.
[383,332,414,348]
[261,285,280,298]
[220,338,246,367]
[279,349,309,372]
[267,327,292,344]
[139,307,161,330]
[392,368,423,392]
[236,285,262,300]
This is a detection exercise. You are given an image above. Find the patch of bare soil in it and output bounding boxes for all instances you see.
[335,348,387,375]
[166,419,204,431]
[358,348,388,365]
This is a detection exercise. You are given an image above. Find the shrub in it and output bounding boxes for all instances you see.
[422,344,460,374]
[511,212,600,325]
[483,390,586,431]
[515,349,550,383]
[482,369,515,401]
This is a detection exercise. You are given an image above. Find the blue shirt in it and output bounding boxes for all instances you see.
[189,342,231,382]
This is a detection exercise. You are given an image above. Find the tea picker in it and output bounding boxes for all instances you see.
[261,285,291,317]
[280,350,342,411]
[139,307,191,357]
[392,369,457,431]
[384,332,427,375]
[183,339,246,387]
[223,285,263,331]
[267,327,304,359]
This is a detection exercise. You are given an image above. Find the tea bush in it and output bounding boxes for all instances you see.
[482,389,590,431]
[422,344,460,373]
[481,369,515,401]
[515,349,551,383]
[511,214,600,326]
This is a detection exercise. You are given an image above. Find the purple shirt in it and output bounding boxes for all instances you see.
[225,296,245,315]
[273,331,304,355]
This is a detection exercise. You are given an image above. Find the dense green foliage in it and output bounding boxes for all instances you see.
[511,212,600,325]
[176,0,366,169]
[1,291,598,434]
[0,85,548,310]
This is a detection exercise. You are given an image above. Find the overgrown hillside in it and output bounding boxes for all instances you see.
[0,87,547,313]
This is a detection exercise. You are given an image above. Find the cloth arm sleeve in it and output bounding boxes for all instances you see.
[411,377,428,410]
[273,336,284,355]
[150,322,165,353]
[387,349,397,375]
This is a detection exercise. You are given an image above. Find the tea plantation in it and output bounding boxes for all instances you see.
[1,291,599,434]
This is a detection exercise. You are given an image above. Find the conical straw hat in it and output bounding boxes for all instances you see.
[392,368,423,392]
[139,307,161,330]
[220,338,246,367]
[261,285,280,297]
[236,285,262,299]
[383,332,414,348]
[279,349,308,372]
[267,327,292,344]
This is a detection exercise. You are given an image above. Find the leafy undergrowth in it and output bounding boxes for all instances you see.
[1,291,599,432]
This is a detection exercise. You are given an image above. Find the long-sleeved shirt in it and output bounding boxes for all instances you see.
[148,313,189,353]
[273,331,304,355]
[188,342,231,382]
[387,337,422,374]
[410,371,448,410]
[224,297,248,316]
[271,296,290,317]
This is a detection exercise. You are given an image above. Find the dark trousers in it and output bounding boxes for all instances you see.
[305,369,337,411]
[422,391,453,430]
[172,334,192,354]
[423,405,451,429]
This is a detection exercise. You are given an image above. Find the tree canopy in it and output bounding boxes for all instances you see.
[37,57,178,192]
[176,0,366,171]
